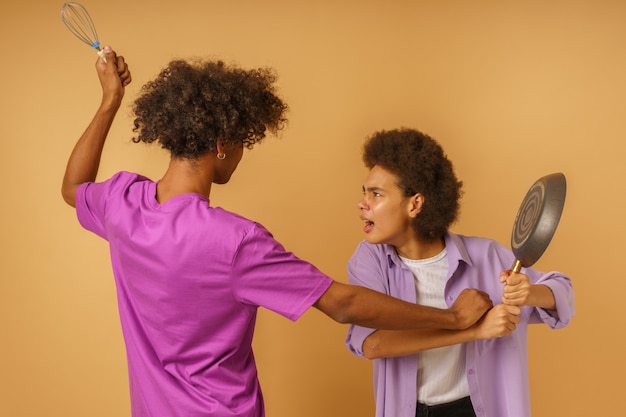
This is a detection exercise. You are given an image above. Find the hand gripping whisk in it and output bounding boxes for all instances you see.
[61,2,107,62]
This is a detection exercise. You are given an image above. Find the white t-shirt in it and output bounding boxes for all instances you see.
[401,249,470,405]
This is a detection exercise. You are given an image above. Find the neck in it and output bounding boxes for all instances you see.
[395,236,445,260]
[156,154,215,204]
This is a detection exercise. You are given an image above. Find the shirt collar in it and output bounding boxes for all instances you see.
[445,231,473,268]
[381,231,474,270]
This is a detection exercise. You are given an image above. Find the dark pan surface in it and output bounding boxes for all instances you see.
[511,173,566,271]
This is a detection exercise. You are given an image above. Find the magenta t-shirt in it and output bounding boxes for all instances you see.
[76,171,333,417]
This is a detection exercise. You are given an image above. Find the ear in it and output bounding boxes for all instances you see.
[408,193,424,218]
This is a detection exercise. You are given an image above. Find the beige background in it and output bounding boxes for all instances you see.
[1,1,623,416]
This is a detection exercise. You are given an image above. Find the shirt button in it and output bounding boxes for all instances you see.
[468,369,475,375]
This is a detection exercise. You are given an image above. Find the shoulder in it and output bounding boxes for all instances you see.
[446,231,514,268]
[211,206,269,234]
[209,208,282,251]
[80,171,151,197]
[77,171,152,210]
[448,231,509,254]
[348,241,396,275]
[103,171,150,188]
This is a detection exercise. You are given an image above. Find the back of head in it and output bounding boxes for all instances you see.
[131,59,288,159]
[363,128,463,240]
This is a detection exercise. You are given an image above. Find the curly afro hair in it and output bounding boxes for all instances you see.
[363,128,463,240]
[132,59,288,159]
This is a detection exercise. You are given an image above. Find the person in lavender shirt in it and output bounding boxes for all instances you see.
[345,128,575,417]
[60,48,494,417]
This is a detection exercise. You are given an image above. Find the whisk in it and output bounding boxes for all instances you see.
[61,2,107,62]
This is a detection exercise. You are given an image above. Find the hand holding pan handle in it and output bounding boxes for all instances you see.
[510,173,567,273]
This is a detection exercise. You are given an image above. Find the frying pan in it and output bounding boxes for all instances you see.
[510,172,567,273]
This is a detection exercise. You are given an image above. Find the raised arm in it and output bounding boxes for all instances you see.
[61,46,132,207]
[361,303,521,359]
[313,281,493,331]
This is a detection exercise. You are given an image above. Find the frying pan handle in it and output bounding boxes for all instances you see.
[511,259,522,273]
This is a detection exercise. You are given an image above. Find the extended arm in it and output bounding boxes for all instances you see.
[361,303,521,359]
[61,46,132,207]
[313,281,492,331]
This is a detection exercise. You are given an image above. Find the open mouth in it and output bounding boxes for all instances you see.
[363,219,374,233]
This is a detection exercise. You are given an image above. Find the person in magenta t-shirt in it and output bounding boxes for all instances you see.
[61,48,495,417]
[345,128,575,417]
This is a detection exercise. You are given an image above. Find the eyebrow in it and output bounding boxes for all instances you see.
[363,186,385,193]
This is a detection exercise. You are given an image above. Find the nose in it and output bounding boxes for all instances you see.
[358,199,368,210]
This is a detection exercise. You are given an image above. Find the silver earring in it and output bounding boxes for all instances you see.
[217,152,226,160]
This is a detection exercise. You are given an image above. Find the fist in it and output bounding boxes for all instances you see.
[501,270,531,306]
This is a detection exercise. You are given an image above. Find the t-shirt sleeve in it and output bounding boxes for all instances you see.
[230,223,333,321]
[75,171,144,240]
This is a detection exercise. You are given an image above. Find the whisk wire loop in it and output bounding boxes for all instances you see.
[61,2,102,51]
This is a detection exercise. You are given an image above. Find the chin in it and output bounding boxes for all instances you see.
[364,235,384,245]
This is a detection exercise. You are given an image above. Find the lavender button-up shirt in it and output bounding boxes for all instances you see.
[346,232,574,417]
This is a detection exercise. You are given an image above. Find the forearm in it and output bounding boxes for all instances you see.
[348,290,456,330]
[528,284,556,310]
[361,302,522,359]
[315,282,458,330]
[363,328,475,359]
